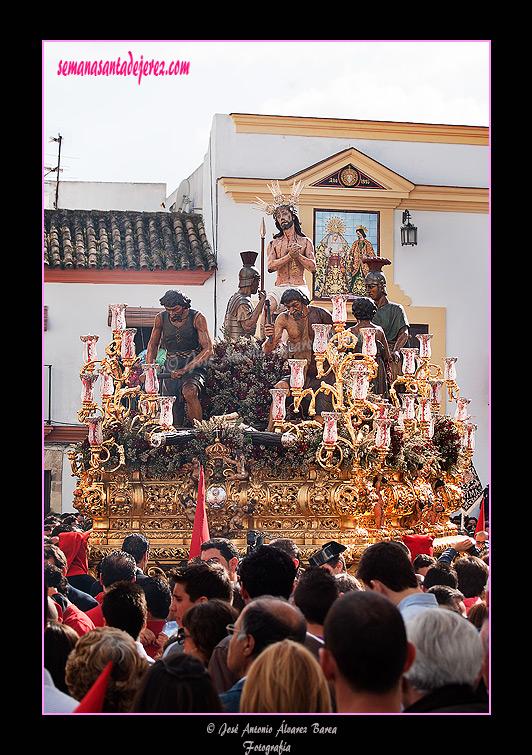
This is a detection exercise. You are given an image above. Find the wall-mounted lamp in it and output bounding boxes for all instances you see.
[401,210,418,246]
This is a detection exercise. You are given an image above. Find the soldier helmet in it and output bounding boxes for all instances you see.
[238,251,261,287]
[364,270,387,292]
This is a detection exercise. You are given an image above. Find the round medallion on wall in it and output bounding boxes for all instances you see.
[340,167,359,187]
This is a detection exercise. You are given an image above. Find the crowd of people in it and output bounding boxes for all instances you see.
[43,512,490,715]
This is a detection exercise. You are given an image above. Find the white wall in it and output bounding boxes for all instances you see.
[44,180,168,212]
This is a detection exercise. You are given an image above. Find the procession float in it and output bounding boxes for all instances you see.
[68,184,479,575]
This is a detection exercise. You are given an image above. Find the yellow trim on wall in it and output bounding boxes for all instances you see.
[230,113,489,146]
[219,175,488,214]
[219,145,488,215]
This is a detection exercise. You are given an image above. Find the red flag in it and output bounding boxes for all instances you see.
[474,498,485,535]
[188,466,209,561]
[73,661,113,713]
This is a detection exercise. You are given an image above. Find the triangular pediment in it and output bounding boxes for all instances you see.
[219,146,417,211]
[288,147,415,196]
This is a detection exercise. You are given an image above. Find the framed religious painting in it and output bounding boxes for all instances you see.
[312,209,380,300]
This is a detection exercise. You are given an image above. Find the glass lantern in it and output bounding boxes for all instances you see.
[322,412,342,444]
[80,371,99,403]
[120,328,137,360]
[288,359,307,390]
[312,323,332,354]
[80,334,99,364]
[109,303,127,332]
[270,388,289,420]
[142,364,160,394]
[400,348,419,375]
[454,397,471,422]
[443,357,458,382]
[417,333,433,359]
[351,363,370,400]
[359,327,377,357]
[330,294,348,324]
[158,396,175,427]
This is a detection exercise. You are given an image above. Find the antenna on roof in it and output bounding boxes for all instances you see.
[47,134,62,208]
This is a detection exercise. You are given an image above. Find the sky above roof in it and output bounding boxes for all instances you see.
[43,40,490,195]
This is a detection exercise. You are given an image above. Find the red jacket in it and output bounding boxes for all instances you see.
[53,597,96,636]
[84,591,105,627]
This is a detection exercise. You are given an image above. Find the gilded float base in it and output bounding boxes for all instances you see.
[74,463,463,576]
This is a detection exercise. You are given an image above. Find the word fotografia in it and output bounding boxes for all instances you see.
[243,742,291,755]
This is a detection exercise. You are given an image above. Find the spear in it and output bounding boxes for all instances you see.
[260,217,266,292]
[260,217,272,343]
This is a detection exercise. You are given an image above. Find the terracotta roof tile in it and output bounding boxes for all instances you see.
[44,209,216,272]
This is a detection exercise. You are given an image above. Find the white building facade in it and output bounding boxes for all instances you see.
[44,113,489,513]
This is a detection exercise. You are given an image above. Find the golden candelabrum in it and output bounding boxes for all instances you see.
[69,303,178,484]
[269,294,477,479]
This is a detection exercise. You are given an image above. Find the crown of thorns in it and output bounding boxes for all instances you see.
[252,179,303,215]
